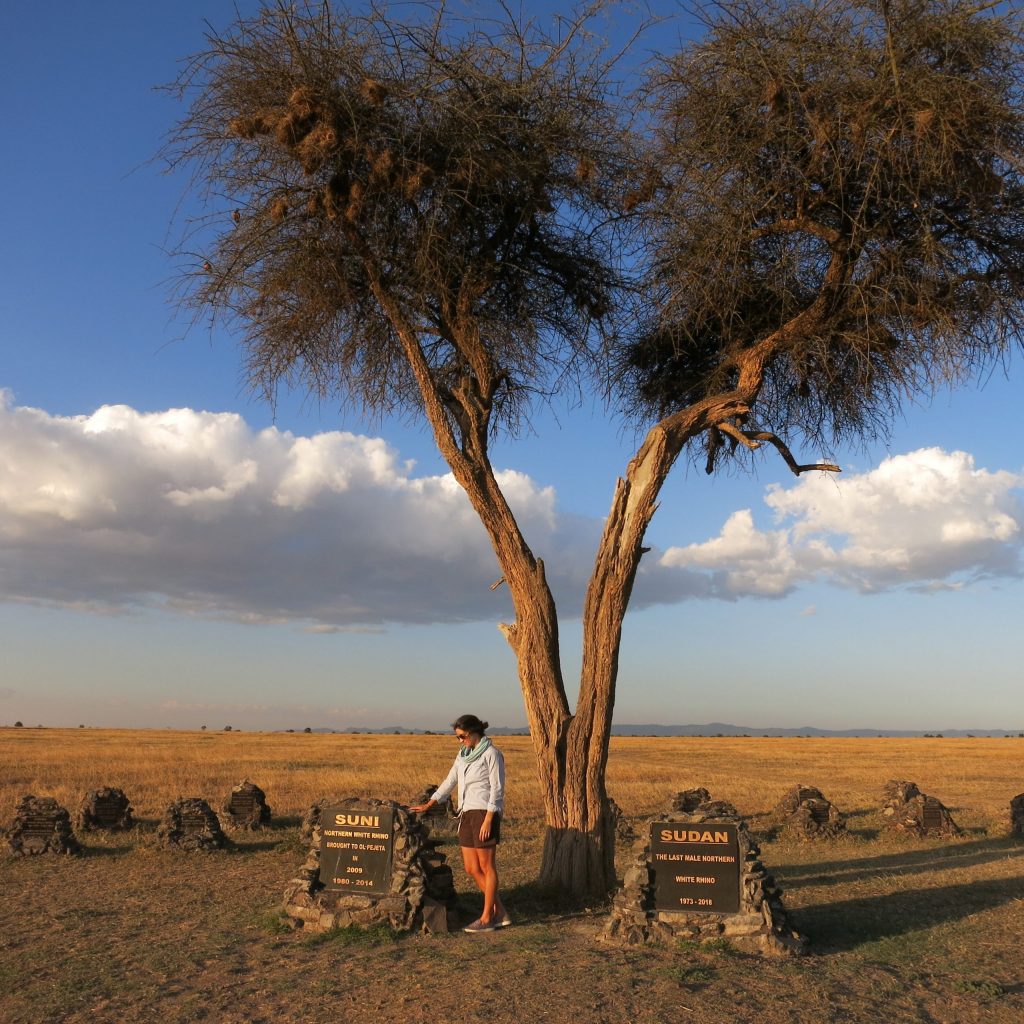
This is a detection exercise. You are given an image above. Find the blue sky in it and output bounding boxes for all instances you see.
[1,2,1021,732]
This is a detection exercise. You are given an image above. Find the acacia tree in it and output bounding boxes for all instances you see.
[168,0,1024,896]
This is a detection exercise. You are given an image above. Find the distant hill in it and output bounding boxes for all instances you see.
[297,723,1022,738]
[606,723,1023,738]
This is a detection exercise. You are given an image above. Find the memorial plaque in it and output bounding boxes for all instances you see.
[807,799,831,826]
[230,792,256,816]
[650,821,740,914]
[921,800,944,832]
[320,806,395,895]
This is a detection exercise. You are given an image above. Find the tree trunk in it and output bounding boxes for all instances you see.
[383,296,748,899]
[366,238,760,901]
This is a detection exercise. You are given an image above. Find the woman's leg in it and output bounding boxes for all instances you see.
[460,846,486,903]
[475,846,500,923]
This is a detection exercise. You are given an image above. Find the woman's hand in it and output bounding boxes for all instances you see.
[478,811,493,841]
[408,800,435,814]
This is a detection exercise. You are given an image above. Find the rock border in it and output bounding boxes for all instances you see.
[157,797,230,851]
[7,795,81,856]
[773,784,846,840]
[283,797,458,934]
[603,804,804,956]
[221,779,272,830]
[1010,793,1024,836]
[881,780,962,837]
[76,787,134,831]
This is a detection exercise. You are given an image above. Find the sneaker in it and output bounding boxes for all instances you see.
[497,913,513,928]
[463,918,497,933]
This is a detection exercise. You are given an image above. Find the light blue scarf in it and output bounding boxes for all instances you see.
[459,735,492,765]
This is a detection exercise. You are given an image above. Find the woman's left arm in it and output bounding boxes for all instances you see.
[485,747,504,814]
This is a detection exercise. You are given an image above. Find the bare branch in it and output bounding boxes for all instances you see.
[718,422,841,476]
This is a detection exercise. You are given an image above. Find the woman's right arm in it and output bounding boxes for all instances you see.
[410,758,458,812]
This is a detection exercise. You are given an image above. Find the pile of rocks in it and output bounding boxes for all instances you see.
[773,784,846,840]
[881,780,961,837]
[1010,793,1024,836]
[76,787,134,831]
[608,797,637,843]
[221,780,272,830]
[603,801,803,956]
[283,798,458,934]
[408,784,459,831]
[670,788,711,813]
[157,797,230,851]
[299,800,325,844]
[7,796,81,856]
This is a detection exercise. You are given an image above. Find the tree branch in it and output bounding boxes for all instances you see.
[716,422,841,476]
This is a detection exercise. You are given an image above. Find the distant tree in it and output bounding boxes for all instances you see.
[224,725,233,732]
[304,726,312,733]
[14,721,23,728]
[169,0,1023,896]
[201,724,207,731]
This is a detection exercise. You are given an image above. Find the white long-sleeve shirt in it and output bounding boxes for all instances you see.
[432,743,505,814]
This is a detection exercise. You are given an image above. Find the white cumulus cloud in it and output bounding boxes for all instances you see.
[0,394,711,626]
[661,448,1023,597]
[1,394,1019,626]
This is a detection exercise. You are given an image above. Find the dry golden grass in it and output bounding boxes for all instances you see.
[1,727,1019,831]
[2,728,1022,1024]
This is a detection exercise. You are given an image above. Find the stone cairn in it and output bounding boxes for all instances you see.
[7,796,81,856]
[283,797,458,934]
[670,788,712,813]
[881,780,962,837]
[773,784,846,840]
[221,780,272,830]
[300,800,325,844]
[408,784,459,831]
[603,798,804,956]
[76,787,134,831]
[1011,793,1024,836]
[157,797,230,851]
[608,797,637,844]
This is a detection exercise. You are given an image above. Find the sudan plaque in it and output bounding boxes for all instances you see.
[650,821,740,914]
[320,806,395,895]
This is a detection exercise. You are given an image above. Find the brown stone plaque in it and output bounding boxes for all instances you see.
[319,806,395,895]
[921,799,945,832]
[650,821,740,914]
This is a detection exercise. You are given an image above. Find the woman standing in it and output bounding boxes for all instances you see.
[409,714,510,933]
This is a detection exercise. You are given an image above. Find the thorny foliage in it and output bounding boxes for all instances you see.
[624,0,1024,472]
[166,1,634,441]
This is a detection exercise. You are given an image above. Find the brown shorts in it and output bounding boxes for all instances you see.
[458,809,501,848]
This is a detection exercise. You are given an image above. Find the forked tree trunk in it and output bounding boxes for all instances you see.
[529,423,699,897]
[453,407,721,897]
[386,294,739,898]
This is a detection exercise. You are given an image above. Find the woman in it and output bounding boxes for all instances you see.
[409,714,510,933]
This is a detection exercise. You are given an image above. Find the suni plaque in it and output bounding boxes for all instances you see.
[320,807,395,895]
[650,821,741,914]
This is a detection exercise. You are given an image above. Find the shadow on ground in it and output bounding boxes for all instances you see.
[777,836,1023,888]
[792,872,1024,952]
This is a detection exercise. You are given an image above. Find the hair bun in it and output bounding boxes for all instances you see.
[481,720,489,731]
[452,713,488,735]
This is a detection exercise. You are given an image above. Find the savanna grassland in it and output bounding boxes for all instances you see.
[1,728,1022,1024]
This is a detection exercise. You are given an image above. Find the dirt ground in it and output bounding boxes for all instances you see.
[2,823,1022,1024]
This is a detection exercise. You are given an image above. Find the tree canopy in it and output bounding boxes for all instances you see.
[627,0,1024,472]
[172,2,629,439]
